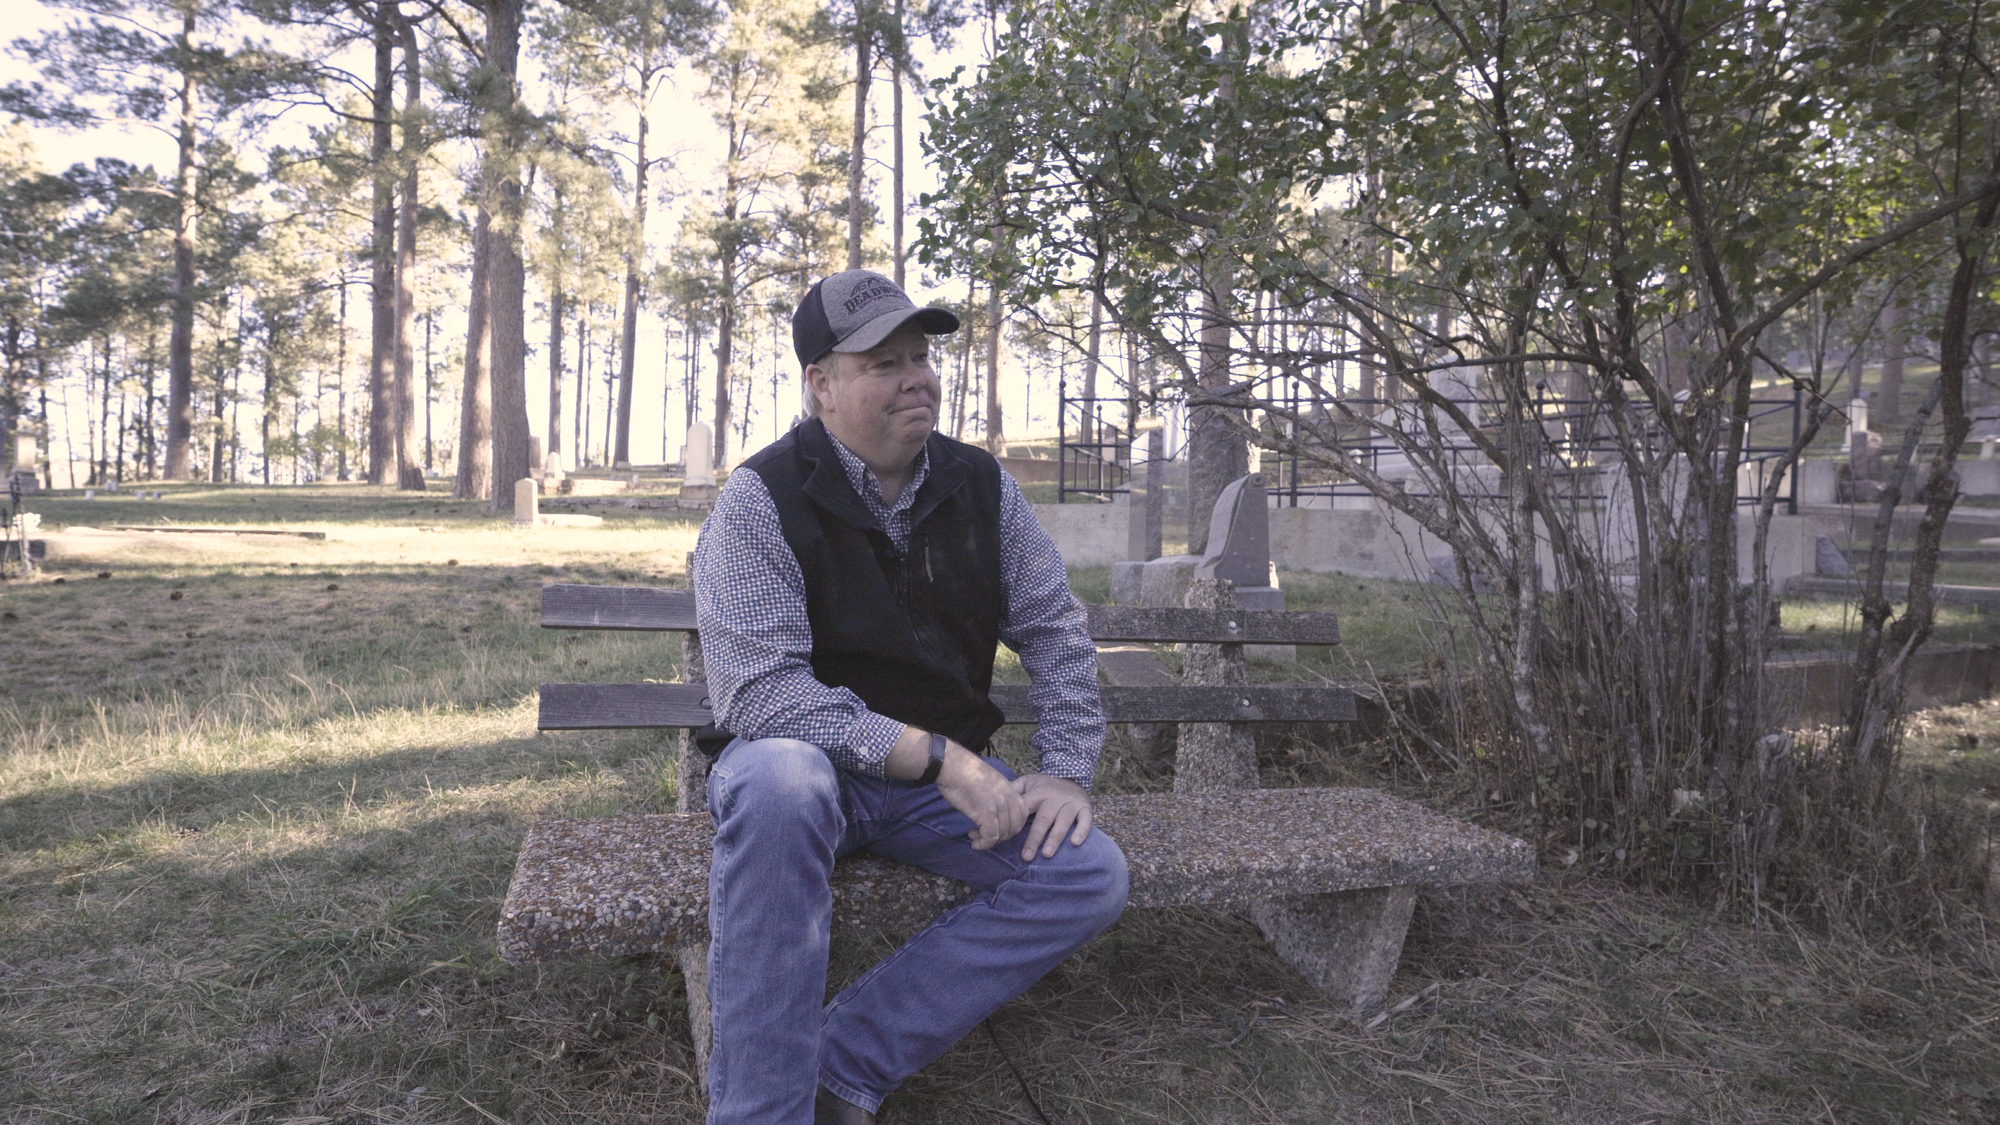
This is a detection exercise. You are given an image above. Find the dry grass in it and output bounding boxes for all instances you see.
[2,484,1998,1123]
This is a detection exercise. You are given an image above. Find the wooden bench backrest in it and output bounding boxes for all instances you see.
[535,584,1355,731]
[540,584,1343,645]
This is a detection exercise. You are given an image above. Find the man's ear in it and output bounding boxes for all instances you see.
[805,362,835,415]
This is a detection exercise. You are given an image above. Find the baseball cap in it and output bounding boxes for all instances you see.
[792,270,960,372]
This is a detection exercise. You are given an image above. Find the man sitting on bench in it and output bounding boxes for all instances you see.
[689,269,1129,1125]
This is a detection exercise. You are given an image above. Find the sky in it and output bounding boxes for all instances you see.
[3,1,1099,481]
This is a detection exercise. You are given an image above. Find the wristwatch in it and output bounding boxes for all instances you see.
[916,731,948,786]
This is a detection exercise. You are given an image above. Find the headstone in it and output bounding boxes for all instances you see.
[1125,462,1154,563]
[1797,459,1838,505]
[83,489,94,499]
[1194,473,1270,588]
[681,422,717,504]
[1428,553,1497,594]
[12,433,35,474]
[1983,439,1995,463]
[1849,430,1883,484]
[1194,473,1291,660]
[513,477,540,526]
[1814,535,1853,577]
[1846,396,1869,456]
[530,435,544,479]
[683,424,715,486]
[545,447,566,481]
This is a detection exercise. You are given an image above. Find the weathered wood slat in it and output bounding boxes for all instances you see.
[539,681,1356,730]
[1083,605,1341,645]
[539,682,716,729]
[542,584,698,631]
[541,584,1342,645]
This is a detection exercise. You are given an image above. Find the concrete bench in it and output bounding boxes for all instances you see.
[501,581,1533,1071]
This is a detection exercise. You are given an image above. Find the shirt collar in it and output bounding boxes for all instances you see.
[824,430,930,513]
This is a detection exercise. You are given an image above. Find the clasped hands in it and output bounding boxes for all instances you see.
[889,726,1092,860]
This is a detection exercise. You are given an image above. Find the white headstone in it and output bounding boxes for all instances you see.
[1846,397,1869,456]
[683,423,716,487]
[12,433,35,474]
[513,477,539,526]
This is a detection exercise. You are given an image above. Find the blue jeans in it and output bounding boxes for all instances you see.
[703,737,1129,1124]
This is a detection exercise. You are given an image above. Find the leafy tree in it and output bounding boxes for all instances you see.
[926,0,2000,918]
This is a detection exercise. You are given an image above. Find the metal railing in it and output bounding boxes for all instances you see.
[1058,381,1807,514]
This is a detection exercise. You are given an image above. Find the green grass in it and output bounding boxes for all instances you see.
[2,484,1997,1122]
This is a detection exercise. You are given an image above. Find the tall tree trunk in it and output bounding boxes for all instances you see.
[97,336,110,486]
[455,208,493,499]
[393,4,425,490]
[1187,270,1246,554]
[890,0,904,287]
[261,328,275,486]
[1877,297,1908,424]
[337,281,351,481]
[713,256,736,468]
[614,83,650,466]
[684,323,698,433]
[846,8,870,270]
[210,350,227,483]
[952,276,974,438]
[484,0,531,510]
[164,10,198,480]
[368,8,397,484]
[1082,284,1103,442]
[548,285,565,469]
[984,268,1003,453]
[575,314,587,465]
[142,327,156,478]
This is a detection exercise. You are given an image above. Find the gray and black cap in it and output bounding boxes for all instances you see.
[791,269,959,373]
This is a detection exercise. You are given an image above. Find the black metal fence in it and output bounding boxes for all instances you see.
[1058,383,1806,514]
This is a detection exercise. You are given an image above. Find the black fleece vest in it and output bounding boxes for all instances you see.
[705,417,1008,754]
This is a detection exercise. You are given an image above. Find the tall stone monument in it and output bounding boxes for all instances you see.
[680,422,717,505]
[8,432,38,494]
[513,477,540,526]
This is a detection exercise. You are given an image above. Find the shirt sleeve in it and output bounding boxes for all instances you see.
[691,470,908,777]
[994,472,1107,791]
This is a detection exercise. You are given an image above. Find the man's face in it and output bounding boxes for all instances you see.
[808,324,941,459]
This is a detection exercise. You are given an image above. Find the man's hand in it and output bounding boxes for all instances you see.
[934,744,1027,850]
[1013,774,1093,861]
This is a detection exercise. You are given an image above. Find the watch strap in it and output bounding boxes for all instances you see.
[916,731,947,786]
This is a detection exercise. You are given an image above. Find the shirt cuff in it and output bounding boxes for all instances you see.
[849,711,909,777]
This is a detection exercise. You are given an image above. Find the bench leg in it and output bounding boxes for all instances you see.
[677,941,712,1083]
[1249,884,1417,1012]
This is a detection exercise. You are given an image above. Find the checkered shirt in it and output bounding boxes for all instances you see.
[691,430,1104,789]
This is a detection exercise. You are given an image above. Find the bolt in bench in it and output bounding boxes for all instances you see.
[502,580,1533,1073]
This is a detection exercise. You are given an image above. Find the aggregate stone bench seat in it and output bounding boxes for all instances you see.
[510,579,1533,1074]
[499,787,1535,963]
